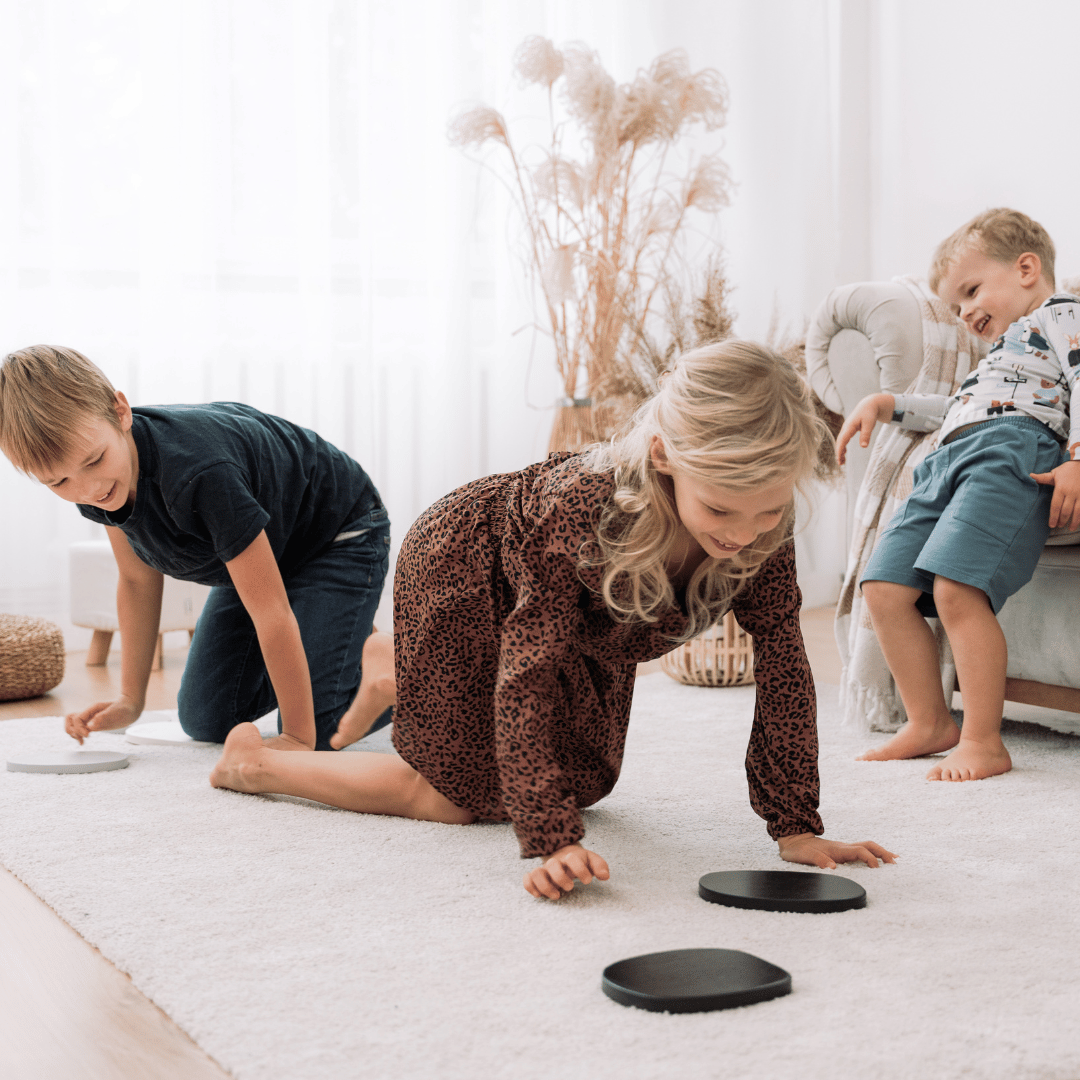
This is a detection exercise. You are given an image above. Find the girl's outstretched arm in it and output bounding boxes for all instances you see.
[524,843,610,900]
[733,546,896,861]
[777,832,896,870]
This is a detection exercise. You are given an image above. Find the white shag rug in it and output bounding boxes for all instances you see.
[1,675,1079,1080]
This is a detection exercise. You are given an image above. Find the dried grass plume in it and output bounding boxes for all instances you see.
[449,37,735,452]
[514,35,565,88]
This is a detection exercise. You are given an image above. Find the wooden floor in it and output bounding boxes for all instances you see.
[0,648,230,1080]
[0,608,842,1078]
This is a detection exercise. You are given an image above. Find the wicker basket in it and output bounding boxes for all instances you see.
[0,614,66,701]
[659,610,754,687]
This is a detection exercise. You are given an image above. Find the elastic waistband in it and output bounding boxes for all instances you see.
[947,415,1059,445]
[333,529,369,543]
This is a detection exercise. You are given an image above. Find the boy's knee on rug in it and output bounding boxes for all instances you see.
[176,681,244,744]
[176,701,223,744]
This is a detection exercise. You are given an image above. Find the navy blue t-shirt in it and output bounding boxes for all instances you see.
[77,403,378,586]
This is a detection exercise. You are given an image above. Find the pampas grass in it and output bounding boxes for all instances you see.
[449,37,735,451]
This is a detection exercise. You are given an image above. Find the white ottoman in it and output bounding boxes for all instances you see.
[69,540,211,669]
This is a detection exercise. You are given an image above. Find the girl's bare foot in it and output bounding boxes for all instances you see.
[260,732,316,752]
[210,723,269,793]
[927,738,1012,781]
[858,716,960,762]
[330,632,396,750]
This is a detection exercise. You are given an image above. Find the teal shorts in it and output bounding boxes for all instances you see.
[860,417,1063,615]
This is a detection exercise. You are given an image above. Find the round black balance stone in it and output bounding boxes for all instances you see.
[698,870,866,913]
[602,947,791,1013]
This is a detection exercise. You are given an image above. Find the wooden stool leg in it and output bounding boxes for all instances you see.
[152,634,165,671]
[86,630,114,666]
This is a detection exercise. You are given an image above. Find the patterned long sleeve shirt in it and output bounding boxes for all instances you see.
[891,294,1080,454]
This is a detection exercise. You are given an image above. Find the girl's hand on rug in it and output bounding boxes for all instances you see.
[64,696,142,744]
[777,833,896,870]
[524,843,610,900]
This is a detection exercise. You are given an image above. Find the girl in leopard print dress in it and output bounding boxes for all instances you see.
[211,341,895,898]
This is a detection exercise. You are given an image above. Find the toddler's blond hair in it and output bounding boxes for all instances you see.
[930,207,1056,293]
[0,345,120,474]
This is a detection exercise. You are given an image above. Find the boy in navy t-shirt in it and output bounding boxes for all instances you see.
[0,344,394,751]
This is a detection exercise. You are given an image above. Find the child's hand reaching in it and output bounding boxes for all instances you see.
[1030,458,1080,531]
[777,832,896,870]
[64,696,141,744]
[835,393,897,466]
[524,843,610,899]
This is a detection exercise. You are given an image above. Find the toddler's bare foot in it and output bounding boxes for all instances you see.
[926,738,1012,782]
[330,631,396,750]
[858,717,959,762]
[210,723,270,793]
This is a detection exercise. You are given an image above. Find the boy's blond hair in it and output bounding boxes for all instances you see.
[930,207,1056,293]
[584,339,830,641]
[0,345,120,474]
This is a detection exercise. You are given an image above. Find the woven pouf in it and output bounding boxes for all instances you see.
[660,610,754,687]
[0,614,66,701]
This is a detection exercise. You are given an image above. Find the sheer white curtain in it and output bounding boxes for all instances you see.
[869,0,1080,279]
[1,0,856,642]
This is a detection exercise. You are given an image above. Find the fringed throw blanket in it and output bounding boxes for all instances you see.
[836,276,983,731]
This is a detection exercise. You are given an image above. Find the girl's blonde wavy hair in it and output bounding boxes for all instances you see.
[583,339,831,641]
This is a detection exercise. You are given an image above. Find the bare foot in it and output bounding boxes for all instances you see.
[858,717,960,761]
[261,733,314,752]
[926,738,1012,781]
[210,722,270,793]
[330,632,397,750]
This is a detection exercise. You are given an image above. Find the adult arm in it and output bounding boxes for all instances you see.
[225,530,316,750]
[65,526,163,742]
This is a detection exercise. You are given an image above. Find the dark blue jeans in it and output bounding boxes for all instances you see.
[177,503,391,750]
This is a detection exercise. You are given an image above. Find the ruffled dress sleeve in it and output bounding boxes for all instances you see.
[493,551,592,858]
[731,543,823,840]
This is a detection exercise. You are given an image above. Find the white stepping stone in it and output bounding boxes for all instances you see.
[125,720,214,747]
[7,751,130,774]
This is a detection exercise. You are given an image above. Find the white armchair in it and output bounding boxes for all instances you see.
[806,279,1080,730]
[69,540,210,670]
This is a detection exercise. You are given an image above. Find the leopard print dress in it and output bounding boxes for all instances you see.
[392,452,822,859]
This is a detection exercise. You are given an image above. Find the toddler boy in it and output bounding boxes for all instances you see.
[835,208,1080,781]
[0,345,394,751]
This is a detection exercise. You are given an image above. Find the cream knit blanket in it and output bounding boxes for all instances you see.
[835,276,983,731]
